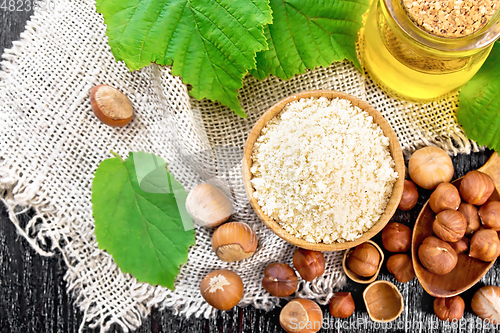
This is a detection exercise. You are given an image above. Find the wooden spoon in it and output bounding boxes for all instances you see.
[411,152,500,298]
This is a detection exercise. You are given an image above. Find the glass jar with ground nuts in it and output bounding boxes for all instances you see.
[360,0,500,101]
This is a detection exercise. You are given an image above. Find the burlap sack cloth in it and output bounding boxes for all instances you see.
[0,1,480,332]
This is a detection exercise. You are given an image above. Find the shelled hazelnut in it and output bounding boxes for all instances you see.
[418,236,458,275]
[293,248,325,281]
[434,296,465,321]
[329,292,355,318]
[408,147,454,190]
[429,182,461,214]
[449,237,469,255]
[459,170,494,205]
[381,222,411,253]
[347,243,381,277]
[386,254,415,283]
[398,180,419,210]
[432,210,467,242]
[261,263,298,297]
[458,202,480,235]
[478,201,500,231]
[469,229,500,262]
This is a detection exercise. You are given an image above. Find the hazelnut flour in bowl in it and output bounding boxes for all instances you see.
[242,91,405,251]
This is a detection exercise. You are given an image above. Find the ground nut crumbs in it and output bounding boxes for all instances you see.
[250,97,398,244]
[402,0,498,37]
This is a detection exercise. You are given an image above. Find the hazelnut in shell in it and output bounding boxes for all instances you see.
[262,263,298,297]
[90,84,134,127]
[381,222,411,253]
[432,210,467,242]
[418,236,458,275]
[408,146,454,190]
[186,183,233,228]
[386,254,415,283]
[471,285,500,324]
[478,201,500,231]
[329,292,355,318]
[433,296,465,321]
[398,180,419,210]
[200,269,244,311]
[212,222,258,262]
[429,182,461,214]
[293,248,325,281]
[280,299,323,333]
[469,229,500,262]
[459,170,495,205]
[347,243,381,277]
[458,202,481,235]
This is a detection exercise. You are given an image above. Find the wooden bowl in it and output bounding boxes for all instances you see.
[342,240,384,284]
[242,90,405,251]
[363,281,404,322]
[411,152,500,298]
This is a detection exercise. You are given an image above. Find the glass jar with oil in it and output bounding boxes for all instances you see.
[360,0,500,101]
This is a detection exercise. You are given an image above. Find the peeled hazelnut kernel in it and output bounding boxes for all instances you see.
[280,299,323,333]
[186,183,233,228]
[459,170,495,205]
[386,254,415,283]
[293,248,325,282]
[200,269,243,311]
[471,285,500,324]
[479,201,500,231]
[329,292,355,318]
[449,237,470,255]
[90,84,134,127]
[347,243,380,277]
[408,146,454,190]
[381,222,412,253]
[458,202,481,235]
[398,180,419,210]
[429,183,461,214]
[432,210,467,242]
[418,236,458,275]
[469,229,500,262]
[434,296,465,321]
[212,222,257,262]
[262,263,298,297]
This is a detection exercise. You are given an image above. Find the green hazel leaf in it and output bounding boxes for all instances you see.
[251,0,369,81]
[95,0,273,117]
[457,42,500,151]
[92,152,195,289]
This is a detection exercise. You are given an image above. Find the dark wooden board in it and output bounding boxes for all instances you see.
[2,8,500,333]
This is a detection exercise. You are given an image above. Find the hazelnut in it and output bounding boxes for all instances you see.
[459,170,495,205]
[478,201,500,231]
[200,269,244,311]
[293,248,325,281]
[398,180,419,210]
[471,285,500,324]
[90,84,134,127]
[469,229,500,262]
[449,237,469,255]
[262,263,298,297]
[429,182,461,214]
[433,296,465,321]
[347,243,380,277]
[432,210,467,242]
[408,146,454,190]
[386,253,415,283]
[381,222,411,253]
[212,222,258,262]
[329,292,355,318]
[418,236,458,275]
[280,299,323,333]
[185,183,233,228]
[458,202,481,235]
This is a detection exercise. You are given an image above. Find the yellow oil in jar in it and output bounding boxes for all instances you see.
[361,0,494,101]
